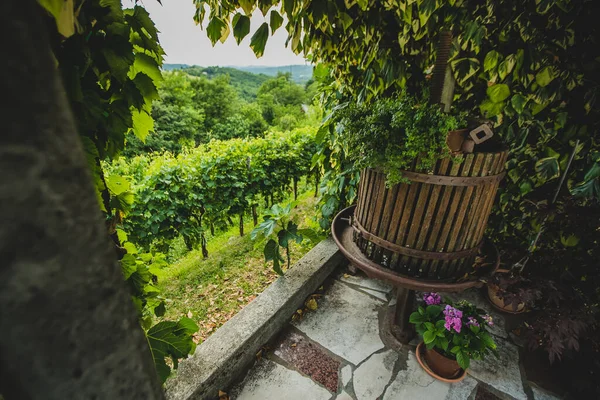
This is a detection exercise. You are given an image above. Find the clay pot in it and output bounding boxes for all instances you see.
[487,284,525,314]
[446,129,468,153]
[423,346,462,379]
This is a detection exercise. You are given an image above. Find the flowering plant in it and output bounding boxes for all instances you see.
[409,292,498,369]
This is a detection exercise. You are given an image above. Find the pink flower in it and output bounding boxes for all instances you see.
[443,305,463,333]
[423,292,442,305]
[483,314,494,326]
[467,317,480,328]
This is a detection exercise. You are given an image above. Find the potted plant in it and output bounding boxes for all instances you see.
[337,92,507,281]
[338,92,468,187]
[486,270,543,313]
[409,292,498,381]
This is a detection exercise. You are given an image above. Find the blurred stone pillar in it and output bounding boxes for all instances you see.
[0,1,164,399]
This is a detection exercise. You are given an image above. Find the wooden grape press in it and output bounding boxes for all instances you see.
[331,31,505,343]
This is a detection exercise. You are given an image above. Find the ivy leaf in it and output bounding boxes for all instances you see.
[487,84,511,103]
[511,94,527,114]
[535,67,556,87]
[270,10,284,34]
[535,157,560,181]
[131,109,154,142]
[484,50,501,72]
[250,23,269,57]
[572,178,600,198]
[232,13,251,44]
[498,54,516,80]
[560,234,580,247]
[480,99,505,117]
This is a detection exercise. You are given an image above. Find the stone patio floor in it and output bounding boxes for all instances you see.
[228,266,562,400]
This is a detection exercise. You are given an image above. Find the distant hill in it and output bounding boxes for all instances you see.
[235,65,313,84]
[163,63,190,71]
[162,64,313,100]
[178,66,270,101]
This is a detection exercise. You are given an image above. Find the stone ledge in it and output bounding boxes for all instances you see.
[165,238,345,400]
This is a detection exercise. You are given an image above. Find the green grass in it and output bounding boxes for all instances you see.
[156,189,319,342]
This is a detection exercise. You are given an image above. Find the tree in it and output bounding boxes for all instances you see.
[256,73,306,128]
[124,72,206,156]
[191,74,240,130]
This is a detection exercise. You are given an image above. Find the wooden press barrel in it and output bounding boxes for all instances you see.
[352,150,508,281]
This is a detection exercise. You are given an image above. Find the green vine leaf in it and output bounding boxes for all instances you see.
[131,109,154,142]
[38,0,76,38]
[147,318,199,383]
[250,23,269,57]
[232,13,251,44]
[269,10,284,34]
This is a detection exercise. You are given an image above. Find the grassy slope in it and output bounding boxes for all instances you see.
[157,189,319,342]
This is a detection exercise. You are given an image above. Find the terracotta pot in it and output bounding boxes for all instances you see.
[446,129,468,152]
[423,346,462,379]
[487,284,525,313]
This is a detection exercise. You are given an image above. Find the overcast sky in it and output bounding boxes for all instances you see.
[126,1,308,67]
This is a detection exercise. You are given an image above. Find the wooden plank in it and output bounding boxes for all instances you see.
[464,153,502,249]
[367,171,388,259]
[444,153,487,278]
[396,180,422,275]
[355,169,367,223]
[414,159,451,277]
[385,182,411,271]
[425,158,463,278]
[436,154,477,279]
[372,183,400,264]
[458,153,496,250]
[470,150,508,247]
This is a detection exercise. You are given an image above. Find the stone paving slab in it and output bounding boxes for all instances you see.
[382,352,453,399]
[230,359,331,400]
[293,280,385,365]
[468,337,528,400]
[531,385,563,400]
[340,365,352,388]
[352,350,398,400]
[356,287,388,301]
[339,273,393,294]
